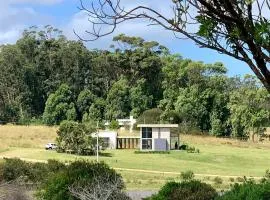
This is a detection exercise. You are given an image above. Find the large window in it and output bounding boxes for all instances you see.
[142,127,152,150]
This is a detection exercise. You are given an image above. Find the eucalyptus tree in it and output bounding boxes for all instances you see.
[78,0,270,91]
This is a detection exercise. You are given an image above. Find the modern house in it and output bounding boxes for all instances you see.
[137,124,179,151]
[91,130,117,149]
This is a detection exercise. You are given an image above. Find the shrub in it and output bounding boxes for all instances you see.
[56,121,95,155]
[0,158,65,184]
[236,177,245,182]
[36,161,129,200]
[2,158,29,181]
[217,181,270,200]
[213,176,223,185]
[229,177,235,182]
[180,170,195,181]
[179,144,188,150]
[109,120,120,130]
[148,180,217,200]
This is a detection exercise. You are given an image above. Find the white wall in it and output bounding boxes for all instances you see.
[91,131,117,149]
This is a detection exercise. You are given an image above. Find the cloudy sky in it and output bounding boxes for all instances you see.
[0,0,253,76]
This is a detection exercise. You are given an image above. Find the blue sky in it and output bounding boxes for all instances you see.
[0,0,253,76]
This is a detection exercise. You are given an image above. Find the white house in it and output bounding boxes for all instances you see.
[137,124,179,151]
[91,130,117,149]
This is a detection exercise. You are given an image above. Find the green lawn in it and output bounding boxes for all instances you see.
[0,143,269,189]
[1,145,269,177]
[1,125,270,189]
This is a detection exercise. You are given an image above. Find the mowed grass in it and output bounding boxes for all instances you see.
[1,125,270,189]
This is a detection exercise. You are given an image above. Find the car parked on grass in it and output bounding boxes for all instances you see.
[45,143,57,150]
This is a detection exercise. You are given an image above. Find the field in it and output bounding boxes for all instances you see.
[0,125,270,190]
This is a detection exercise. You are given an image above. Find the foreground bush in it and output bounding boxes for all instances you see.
[217,181,270,200]
[0,158,65,183]
[37,160,130,200]
[147,180,217,200]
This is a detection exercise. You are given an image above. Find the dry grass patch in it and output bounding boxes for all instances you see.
[180,134,270,149]
[0,125,57,149]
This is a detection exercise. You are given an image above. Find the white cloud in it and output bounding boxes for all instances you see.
[0,0,64,44]
[8,0,64,5]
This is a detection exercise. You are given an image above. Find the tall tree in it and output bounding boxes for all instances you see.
[43,84,77,125]
[105,77,130,120]
[79,0,270,91]
[228,75,270,140]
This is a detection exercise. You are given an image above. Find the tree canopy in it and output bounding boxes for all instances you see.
[0,26,269,138]
[78,0,270,91]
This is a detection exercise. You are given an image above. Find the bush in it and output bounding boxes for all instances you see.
[56,121,95,155]
[109,120,120,130]
[187,146,200,153]
[179,144,188,150]
[213,176,223,185]
[36,161,129,200]
[148,180,217,200]
[180,170,195,181]
[229,177,235,182]
[0,158,65,184]
[1,158,30,181]
[217,181,270,200]
[236,177,245,182]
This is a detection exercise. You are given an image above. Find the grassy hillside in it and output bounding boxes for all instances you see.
[0,125,270,190]
[0,125,57,150]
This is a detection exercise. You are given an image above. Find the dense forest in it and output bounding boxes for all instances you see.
[0,26,269,138]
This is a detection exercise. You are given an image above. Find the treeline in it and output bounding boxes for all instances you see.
[0,26,269,138]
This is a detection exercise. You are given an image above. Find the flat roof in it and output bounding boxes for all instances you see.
[137,124,178,128]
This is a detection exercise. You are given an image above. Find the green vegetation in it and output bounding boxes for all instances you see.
[147,180,217,200]
[0,26,268,139]
[216,181,270,200]
[56,121,96,155]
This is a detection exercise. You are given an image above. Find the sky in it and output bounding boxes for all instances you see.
[0,0,253,76]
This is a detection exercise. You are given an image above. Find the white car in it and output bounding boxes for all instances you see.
[45,143,57,150]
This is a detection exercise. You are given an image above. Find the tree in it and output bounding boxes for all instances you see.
[77,89,96,121]
[105,77,130,120]
[56,121,95,155]
[43,84,77,125]
[78,0,270,91]
[228,75,270,140]
[130,79,153,118]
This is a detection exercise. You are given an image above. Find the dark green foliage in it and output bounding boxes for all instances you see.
[105,77,130,120]
[56,121,95,155]
[1,158,29,181]
[0,25,269,138]
[37,161,127,200]
[109,120,120,130]
[213,176,223,185]
[137,108,163,124]
[43,84,77,125]
[180,171,195,181]
[0,158,65,183]
[217,181,270,200]
[148,180,217,200]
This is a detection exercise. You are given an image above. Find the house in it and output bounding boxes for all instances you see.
[137,124,179,151]
[91,130,117,149]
